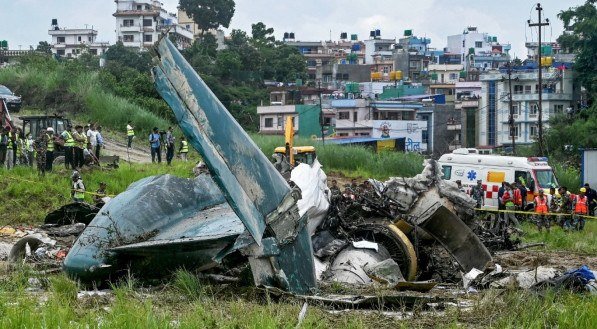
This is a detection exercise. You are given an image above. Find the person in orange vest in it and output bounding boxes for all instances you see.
[572,187,589,231]
[513,182,525,210]
[502,183,520,227]
[534,189,550,232]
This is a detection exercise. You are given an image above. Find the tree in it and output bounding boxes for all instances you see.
[179,0,235,36]
[251,22,275,46]
[36,41,52,54]
[557,0,597,95]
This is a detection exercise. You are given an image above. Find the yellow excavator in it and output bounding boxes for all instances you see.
[273,116,317,168]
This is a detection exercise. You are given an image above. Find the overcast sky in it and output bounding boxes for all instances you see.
[1,0,584,58]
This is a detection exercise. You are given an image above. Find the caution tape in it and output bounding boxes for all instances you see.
[3,175,116,198]
[474,208,597,220]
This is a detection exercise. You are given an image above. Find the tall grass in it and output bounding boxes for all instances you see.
[521,220,597,254]
[251,134,425,180]
[0,62,170,134]
[0,162,194,226]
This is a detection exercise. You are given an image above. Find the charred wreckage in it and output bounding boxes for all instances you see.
[11,38,519,297]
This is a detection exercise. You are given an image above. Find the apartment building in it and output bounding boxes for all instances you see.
[114,0,193,50]
[445,26,511,71]
[478,67,576,148]
[177,9,226,49]
[48,20,109,58]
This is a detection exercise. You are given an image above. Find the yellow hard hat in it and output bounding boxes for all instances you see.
[580,187,587,193]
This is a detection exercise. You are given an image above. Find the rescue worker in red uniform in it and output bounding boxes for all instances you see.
[534,189,550,232]
[572,188,588,231]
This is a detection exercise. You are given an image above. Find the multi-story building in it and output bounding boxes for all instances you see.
[48,20,109,58]
[114,0,193,50]
[364,36,396,78]
[446,26,511,71]
[285,39,367,88]
[177,9,226,50]
[455,82,482,148]
[393,32,435,82]
[427,64,465,104]
[478,67,576,148]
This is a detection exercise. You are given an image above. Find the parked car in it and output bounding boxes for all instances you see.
[0,84,22,113]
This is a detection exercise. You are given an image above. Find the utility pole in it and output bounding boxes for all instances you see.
[505,62,516,155]
[528,3,549,155]
[318,81,325,145]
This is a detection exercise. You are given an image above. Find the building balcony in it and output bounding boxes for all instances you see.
[120,25,143,32]
[331,99,368,108]
[500,92,573,102]
[256,105,297,115]
[114,9,160,17]
[455,99,479,109]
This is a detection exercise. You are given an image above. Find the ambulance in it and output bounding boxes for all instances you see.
[438,148,558,209]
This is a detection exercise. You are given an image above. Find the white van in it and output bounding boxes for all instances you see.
[438,148,558,209]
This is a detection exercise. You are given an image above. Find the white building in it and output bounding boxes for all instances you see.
[446,27,511,71]
[364,37,396,77]
[477,68,575,148]
[114,0,193,50]
[428,64,463,84]
[48,21,109,58]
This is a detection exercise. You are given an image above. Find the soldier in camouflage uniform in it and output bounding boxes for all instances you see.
[33,131,48,176]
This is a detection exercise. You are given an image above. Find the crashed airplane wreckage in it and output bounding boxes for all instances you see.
[63,38,492,294]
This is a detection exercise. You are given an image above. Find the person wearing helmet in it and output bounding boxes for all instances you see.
[45,127,56,171]
[572,187,588,231]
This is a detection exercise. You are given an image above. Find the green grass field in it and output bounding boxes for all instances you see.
[521,219,597,254]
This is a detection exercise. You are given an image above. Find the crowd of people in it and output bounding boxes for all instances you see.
[125,122,189,165]
[462,178,595,232]
[0,123,106,175]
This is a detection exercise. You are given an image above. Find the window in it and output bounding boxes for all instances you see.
[449,73,457,80]
[475,41,483,48]
[144,34,153,42]
[442,165,452,180]
[338,112,350,120]
[524,85,532,94]
[264,118,273,128]
[123,35,134,42]
[554,104,563,113]
[530,125,538,137]
[143,19,153,27]
[508,103,519,116]
[57,36,65,43]
[514,85,523,94]
[77,36,82,42]
[90,49,98,55]
[186,25,191,30]
[136,5,142,10]
[123,19,134,27]
[88,36,92,42]
[57,49,65,56]
[511,124,521,138]
[422,130,428,144]
[382,66,389,73]
[353,111,358,122]
[462,40,465,47]
[529,103,539,116]
[338,133,349,137]
[440,73,444,82]
[307,60,316,67]
[277,116,283,127]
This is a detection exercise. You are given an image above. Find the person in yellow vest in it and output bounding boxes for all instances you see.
[178,136,189,162]
[60,124,76,169]
[45,127,56,171]
[534,189,550,232]
[126,121,135,148]
[5,126,15,169]
[572,188,589,231]
[72,125,87,169]
[71,171,85,203]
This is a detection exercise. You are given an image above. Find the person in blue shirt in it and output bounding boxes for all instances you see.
[149,127,161,163]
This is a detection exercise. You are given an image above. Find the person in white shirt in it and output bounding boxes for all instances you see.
[87,124,98,150]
